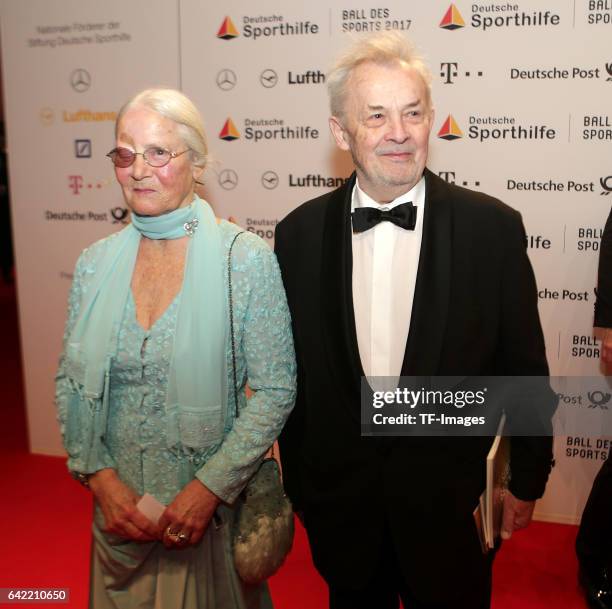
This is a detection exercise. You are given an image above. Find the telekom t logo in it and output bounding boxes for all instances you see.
[440,62,458,84]
[68,175,84,194]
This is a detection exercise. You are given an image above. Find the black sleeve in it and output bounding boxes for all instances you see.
[274,221,306,511]
[594,207,612,328]
[498,210,555,501]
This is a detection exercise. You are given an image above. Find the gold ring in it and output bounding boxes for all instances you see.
[166,526,188,544]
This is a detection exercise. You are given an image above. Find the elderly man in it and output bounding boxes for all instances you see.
[275,32,554,609]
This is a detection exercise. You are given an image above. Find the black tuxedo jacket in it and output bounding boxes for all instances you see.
[274,170,555,600]
[595,207,612,327]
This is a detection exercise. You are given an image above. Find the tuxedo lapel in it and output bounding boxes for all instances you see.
[320,174,364,419]
[401,169,452,376]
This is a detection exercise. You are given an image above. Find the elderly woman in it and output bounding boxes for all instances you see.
[55,88,296,609]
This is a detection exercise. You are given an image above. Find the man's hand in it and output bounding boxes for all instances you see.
[89,468,159,542]
[158,479,220,548]
[500,491,536,540]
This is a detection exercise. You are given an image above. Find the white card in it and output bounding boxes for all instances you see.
[136,493,166,525]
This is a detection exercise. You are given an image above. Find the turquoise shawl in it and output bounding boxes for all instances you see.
[63,196,227,473]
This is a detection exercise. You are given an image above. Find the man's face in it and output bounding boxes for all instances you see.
[329,61,434,203]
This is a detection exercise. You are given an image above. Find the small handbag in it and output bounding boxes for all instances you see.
[227,232,294,585]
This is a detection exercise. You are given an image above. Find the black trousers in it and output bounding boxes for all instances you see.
[328,522,492,609]
[576,455,612,571]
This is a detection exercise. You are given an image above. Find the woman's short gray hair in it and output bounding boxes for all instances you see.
[327,31,432,119]
[116,88,208,168]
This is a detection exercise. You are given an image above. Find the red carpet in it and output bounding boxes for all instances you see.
[0,281,588,608]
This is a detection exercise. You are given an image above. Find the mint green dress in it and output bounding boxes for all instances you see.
[55,221,296,609]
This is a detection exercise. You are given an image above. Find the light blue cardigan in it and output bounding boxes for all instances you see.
[55,220,296,504]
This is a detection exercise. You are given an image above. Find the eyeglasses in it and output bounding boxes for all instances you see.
[106,146,190,168]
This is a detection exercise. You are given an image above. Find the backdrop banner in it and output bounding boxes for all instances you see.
[1,0,610,524]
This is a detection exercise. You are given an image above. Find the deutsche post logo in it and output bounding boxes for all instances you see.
[600,175,612,195]
[587,391,611,409]
[110,207,129,224]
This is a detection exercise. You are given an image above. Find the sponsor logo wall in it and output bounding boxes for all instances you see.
[2,0,610,524]
[0,0,181,455]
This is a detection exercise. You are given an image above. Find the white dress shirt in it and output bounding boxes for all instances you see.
[351,177,426,380]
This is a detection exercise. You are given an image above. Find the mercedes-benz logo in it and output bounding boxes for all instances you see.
[219,169,238,190]
[262,171,279,189]
[71,68,91,93]
[216,69,237,91]
[260,69,278,88]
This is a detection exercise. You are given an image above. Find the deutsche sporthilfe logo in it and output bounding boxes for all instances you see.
[437,115,463,140]
[439,4,465,30]
[219,118,240,141]
[217,17,239,40]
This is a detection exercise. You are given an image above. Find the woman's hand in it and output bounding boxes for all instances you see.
[89,468,159,542]
[158,479,220,549]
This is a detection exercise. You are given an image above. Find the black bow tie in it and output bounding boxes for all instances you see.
[351,202,417,233]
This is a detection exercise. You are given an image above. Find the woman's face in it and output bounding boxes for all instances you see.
[114,106,203,217]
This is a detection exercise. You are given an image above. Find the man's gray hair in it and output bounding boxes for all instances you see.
[327,31,432,119]
[116,88,208,168]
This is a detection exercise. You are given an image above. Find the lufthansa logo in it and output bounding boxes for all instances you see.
[40,107,54,126]
[216,69,237,91]
[70,68,91,93]
[262,171,279,189]
[218,169,239,190]
[260,69,278,88]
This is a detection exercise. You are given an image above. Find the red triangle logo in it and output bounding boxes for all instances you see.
[437,115,463,140]
[219,118,240,141]
[217,16,239,40]
[439,4,465,30]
